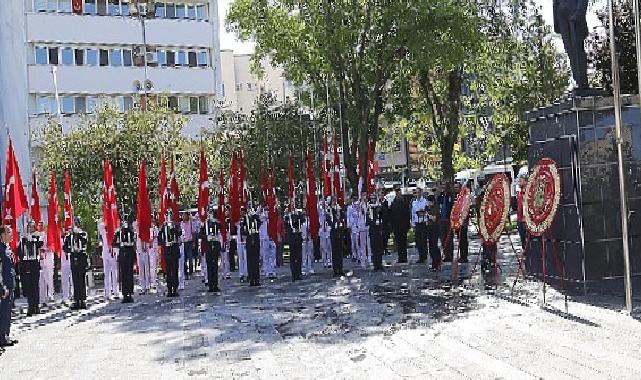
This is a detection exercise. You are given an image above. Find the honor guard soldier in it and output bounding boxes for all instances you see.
[37,221,55,305]
[301,210,314,275]
[158,210,182,297]
[245,207,261,286]
[200,208,222,292]
[411,188,428,264]
[237,207,249,282]
[367,195,385,271]
[328,198,345,277]
[63,217,89,310]
[318,198,332,269]
[357,191,371,268]
[258,207,277,279]
[0,226,17,348]
[18,221,43,315]
[286,207,303,281]
[99,220,119,300]
[426,194,441,270]
[113,215,136,303]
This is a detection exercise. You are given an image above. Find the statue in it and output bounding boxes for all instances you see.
[554,0,589,89]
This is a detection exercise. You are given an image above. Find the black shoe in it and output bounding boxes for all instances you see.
[212,287,220,293]
[70,302,79,310]
[207,287,214,293]
[443,257,453,263]
[459,258,469,263]
[415,259,426,264]
[398,259,408,264]
[0,340,14,347]
[81,301,88,309]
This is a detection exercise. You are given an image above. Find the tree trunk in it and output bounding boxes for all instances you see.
[440,69,462,183]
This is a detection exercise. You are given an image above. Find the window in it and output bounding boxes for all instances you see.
[87,97,99,113]
[167,96,178,111]
[197,50,207,67]
[85,0,97,14]
[189,96,198,113]
[35,0,47,12]
[176,3,185,18]
[86,49,98,66]
[176,51,186,66]
[75,49,84,65]
[166,51,175,66]
[188,51,197,67]
[61,48,74,65]
[121,1,129,16]
[187,4,196,19]
[157,50,167,66]
[59,0,71,12]
[61,96,74,114]
[110,49,122,66]
[75,97,87,114]
[35,47,48,65]
[198,96,208,114]
[246,82,253,91]
[36,96,53,114]
[196,4,207,20]
[236,83,242,91]
[166,3,175,18]
[48,0,58,12]
[99,49,109,66]
[122,49,132,66]
[123,96,134,111]
[108,0,121,16]
[221,83,225,97]
[155,2,165,18]
[178,96,190,113]
[97,0,108,15]
[48,47,59,65]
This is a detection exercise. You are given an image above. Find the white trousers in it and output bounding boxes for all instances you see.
[260,239,277,276]
[179,244,185,289]
[351,231,359,259]
[137,249,151,292]
[149,248,158,288]
[320,229,332,267]
[358,227,372,268]
[61,262,73,301]
[103,256,119,297]
[238,241,247,277]
[39,253,55,302]
[220,245,230,277]
[302,239,315,274]
[201,251,208,280]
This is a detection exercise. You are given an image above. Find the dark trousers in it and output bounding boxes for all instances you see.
[482,243,498,271]
[382,225,391,254]
[313,238,321,261]
[415,223,428,261]
[289,233,302,281]
[440,220,454,260]
[71,253,87,302]
[229,239,237,271]
[183,241,194,277]
[20,260,40,311]
[119,249,135,297]
[428,224,441,266]
[193,241,200,268]
[276,241,284,267]
[517,221,526,250]
[331,228,344,275]
[165,247,180,294]
[247,234,261,285]
[459,223,469,261]
[370,225,383,270]
[393,228,408,263]
[205,241,221,291]
[0,292,13,340]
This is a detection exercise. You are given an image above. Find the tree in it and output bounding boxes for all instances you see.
[587,1,639,94]
[227,0,478,191]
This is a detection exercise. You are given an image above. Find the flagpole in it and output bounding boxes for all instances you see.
[633,0,641,127]
[608,0,633,313]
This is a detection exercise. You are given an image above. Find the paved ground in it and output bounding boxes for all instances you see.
[2,229,641,379]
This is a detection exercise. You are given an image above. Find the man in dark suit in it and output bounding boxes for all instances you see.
[390,187,410,263]
[0,225,17,347]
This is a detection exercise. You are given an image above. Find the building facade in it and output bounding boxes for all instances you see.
[0,0,222,178]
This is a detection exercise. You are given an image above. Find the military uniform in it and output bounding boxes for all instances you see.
[200,215,222,292]
[286,210,303,281]
[329,204,345,276]
[18,231,43,315]
[412,196,428,263]
[245,211,261,286]
[258,209,277,278]
[63,226,89,310]
[301,215,314,275]
[158,219,182,297]
[318,200,332,268]
[113,221,136,303]
[98,221,119,299]
[368,201,385,271]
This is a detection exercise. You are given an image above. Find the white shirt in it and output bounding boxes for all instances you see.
[347,203,359,230]
[411,197,428,227]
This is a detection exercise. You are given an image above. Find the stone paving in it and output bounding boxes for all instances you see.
[2,229,641,379]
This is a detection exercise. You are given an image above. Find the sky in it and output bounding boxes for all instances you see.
[218,0,607,54]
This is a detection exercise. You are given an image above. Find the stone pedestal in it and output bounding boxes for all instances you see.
[526,93,641,283]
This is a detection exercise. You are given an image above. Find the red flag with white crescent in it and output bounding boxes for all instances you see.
[197,150,209,222]
[239,150,248,207]
[169,156,180,223]
[228,152,240,226]
[306,153,320,240]
[367,139,376,196]
[267,170,278,242]
[2,139,29,251]
[158,155,168,225]
[217,169,227,244]
[46,171,62,256]
[63,169,74,231]
[102,160,119,246]
[137,160,152,243]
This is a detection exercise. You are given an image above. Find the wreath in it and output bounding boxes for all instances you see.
[450,186,471,232]
[523,158,561,237]
[479,173,511,243]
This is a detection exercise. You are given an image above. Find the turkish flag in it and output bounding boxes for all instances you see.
[46,171,62,256]
[228,151,240,226]
[102,160,119,246]
[63,169,74,231]
[158,155,168,225]
[267,170,278,242]
[333,133,344,207]
[2,139,29,252]
[367,139,376,196]
[217,169,227,244]
[306,153,320,240]
[239,150,248,207]
[30,168,42,225]
[288,157,295,211]
[322,135,331,199]
[197,150,209,222]
[137,160,152,243]
[169,156,180,223]
[72,0,83,14]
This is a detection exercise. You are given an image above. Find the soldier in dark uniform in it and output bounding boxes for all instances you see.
[426,194,442,270]
[200,208,222,292]
[286,207,303,281]
[379,194,391,255]
[63,217,89,310]
[0,226,17,347]
[226,209,237,272]
[368,195,385,271]
[245,207,262,286]
[158,210,182,297]
[18,221,43,315]
[113,215,136,303]
[329,198,346,277]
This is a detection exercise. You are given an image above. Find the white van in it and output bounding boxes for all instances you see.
[455,169,482,193]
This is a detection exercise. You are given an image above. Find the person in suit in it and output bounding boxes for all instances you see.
[0,225,17,347]
[389,187,410,263]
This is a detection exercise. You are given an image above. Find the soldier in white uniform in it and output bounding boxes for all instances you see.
[220,227,231,279]
[411,188,428,264]
[258,207,277,279]
[237,208,249,282]
[318,198,332,268]
[37,221,54,305]
[149,220,160,291]
[98,220,119,300]
[134,220,152,294]
[301,211,315,275]
[346,194,360,260]
[60,229,74,304]
[357,192,371,269]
